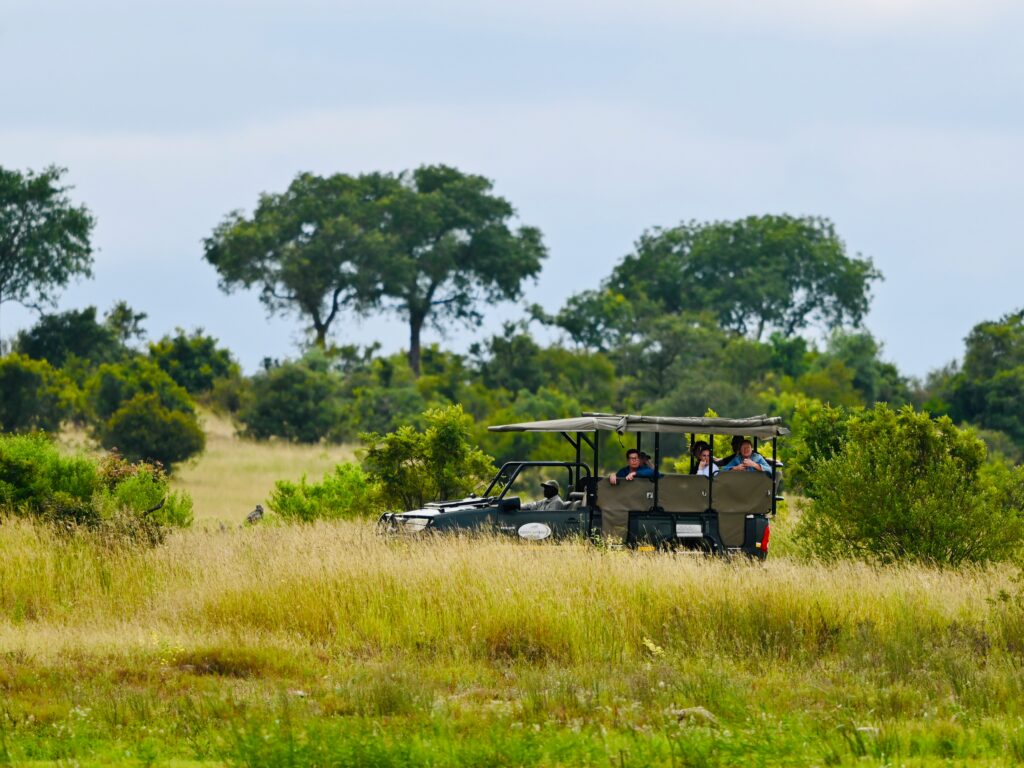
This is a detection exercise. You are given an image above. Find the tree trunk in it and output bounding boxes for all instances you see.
[408,310,425,376]
[312,311,328,348]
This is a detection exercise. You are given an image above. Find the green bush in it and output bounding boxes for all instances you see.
[206,373,253,415]
[783,398,850,494]
[238,352,345,442]
[12,305,126,369]
[85,357,195,422]
[268,463,378,522]
[84,359,204,470]
[0,353,80,432]
[148,327,240,394]
[483,386,583,466]
[795,404,1024,566]
[361,404,495,511]
[0,433,192,538]
[96,452,194,528]
[98,393,206,471]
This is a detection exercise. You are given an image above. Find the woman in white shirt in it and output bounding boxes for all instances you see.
[693,445,719,477]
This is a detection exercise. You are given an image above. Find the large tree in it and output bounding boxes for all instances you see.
[376,165,546,375]
[0,165,95,333]
[203,172,394,347]
[950,309,1024,447]
[587,215,880,342]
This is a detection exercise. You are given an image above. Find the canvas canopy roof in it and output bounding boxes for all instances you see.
[488,413,788,439]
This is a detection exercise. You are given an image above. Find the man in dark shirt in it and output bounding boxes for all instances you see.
[608,448,656,485]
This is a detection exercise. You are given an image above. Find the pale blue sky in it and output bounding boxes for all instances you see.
[2,0,1021,377]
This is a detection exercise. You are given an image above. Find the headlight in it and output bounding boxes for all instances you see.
[394,516,431,533]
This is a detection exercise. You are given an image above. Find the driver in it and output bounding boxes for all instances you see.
[521,479,569,511]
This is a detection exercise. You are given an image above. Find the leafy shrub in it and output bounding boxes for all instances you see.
[148,327,240,394]
[84,358,204,469]
[0,433,96,518]
[85,357,195,421]
[238,352,345,442]
[795,404,1024,566]
[361,404,495,511]
[98,393,206,471]
[0,353,80,432]
[0,433,192,539]
[11,305,126,369]
[332,353,437,441]
[783,398,850,494]
[206,373,253,415]
[269,463,378,522]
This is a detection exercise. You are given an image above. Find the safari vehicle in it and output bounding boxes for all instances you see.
[378,413,787,559]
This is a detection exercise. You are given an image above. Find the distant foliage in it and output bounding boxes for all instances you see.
[0,433,192,542]
[238,352,345,442]
[98,393,206,471]
[796,405,1024,566]
[335,355,431,439]
[0,164,95,313]
[950,309,1024,450]
[484,386,583,467]
[86,358,195,421]
[12,306,126,370]
[148,328,240,394]
[0,354,80,432]
[269,463,377,522]
[85,358,204,469]
[362,405,495,511]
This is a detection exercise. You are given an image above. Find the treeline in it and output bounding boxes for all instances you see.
[1,162,1023,470]
[0,305,224,469]
[4,293,1022,473]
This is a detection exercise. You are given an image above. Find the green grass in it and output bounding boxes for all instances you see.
[3,421,1021,765]
[3,515,1024,766]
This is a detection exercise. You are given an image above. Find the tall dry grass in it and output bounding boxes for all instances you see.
[2,519,1021,675]
[169,411,355,523]
[5,518,1024,765]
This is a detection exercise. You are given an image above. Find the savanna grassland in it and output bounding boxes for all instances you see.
[3,426,1024,766]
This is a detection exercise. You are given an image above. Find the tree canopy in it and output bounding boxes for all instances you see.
[203,165,545,373]
[950,309,1024,448]
[0,165,95,329]
[203,172,394,347]
[12,303,142,370]
[555,215,880,346]
[375,165,547,374]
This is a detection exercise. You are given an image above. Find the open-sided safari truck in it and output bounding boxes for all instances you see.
[378,413,787,559]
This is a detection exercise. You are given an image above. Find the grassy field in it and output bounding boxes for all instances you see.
[3,422,1024,766]
[173,412,355,525]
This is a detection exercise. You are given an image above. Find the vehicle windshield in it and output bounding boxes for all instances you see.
[503,465,576,504]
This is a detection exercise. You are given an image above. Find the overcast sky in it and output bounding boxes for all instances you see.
[2,0,1021,378]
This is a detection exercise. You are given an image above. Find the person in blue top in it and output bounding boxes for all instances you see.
[608,448,657,485]
[720,439,773,475]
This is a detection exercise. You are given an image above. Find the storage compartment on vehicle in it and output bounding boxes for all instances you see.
[712,472,773,547]
[628,514,675,547]
[596,477,654,541]
[658,474,711,513]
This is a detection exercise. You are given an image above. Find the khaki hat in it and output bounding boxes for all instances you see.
[540,480,560,492]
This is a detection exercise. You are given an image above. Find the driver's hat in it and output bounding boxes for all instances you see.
[540,480,560,492]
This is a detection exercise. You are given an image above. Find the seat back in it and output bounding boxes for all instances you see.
[713,472,773,515]
[658,474,711,513]
[712,472,773,547]
[596,478,654,542]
